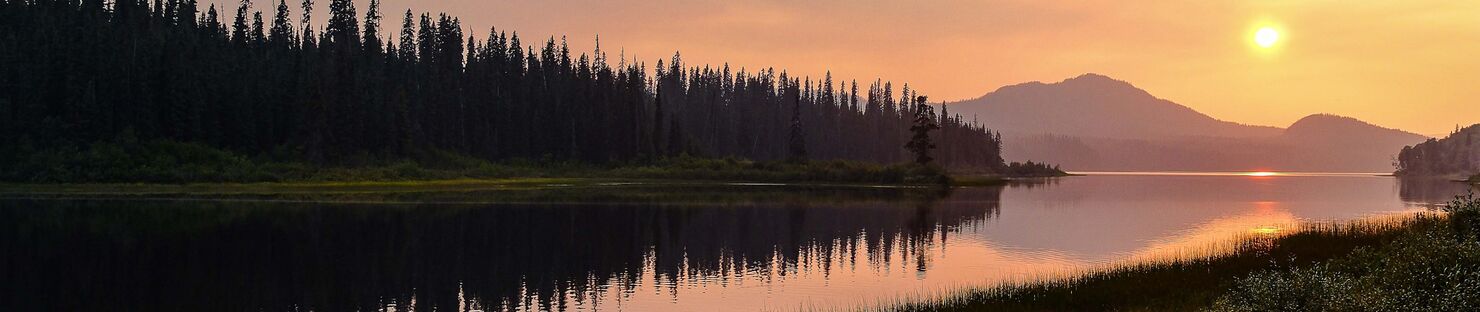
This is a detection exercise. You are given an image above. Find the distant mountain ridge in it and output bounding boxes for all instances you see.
[958,74,1282,140]
[1283,114,1417,143]
[948,74,1428,172]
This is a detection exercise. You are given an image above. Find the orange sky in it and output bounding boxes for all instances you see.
[221,0,1479,135]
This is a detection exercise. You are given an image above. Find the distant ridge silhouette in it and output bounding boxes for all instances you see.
[955,73,1282,140]
[948,74,1427,172]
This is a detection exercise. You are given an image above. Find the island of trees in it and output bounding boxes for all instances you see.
[0,0,1061,183]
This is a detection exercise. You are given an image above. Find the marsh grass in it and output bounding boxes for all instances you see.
[867,214,1433,312]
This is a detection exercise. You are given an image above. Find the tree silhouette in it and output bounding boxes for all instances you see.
[905,96,940,165]
[269,0,294,46]
[788,84,808,162]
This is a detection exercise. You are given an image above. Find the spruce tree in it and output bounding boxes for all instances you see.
[398,10,416,60]
[788,84,808,162]
[230,0,250,44]
[269,0,293,46]
[905,96,939,165]
[324,0,357,48]
[298,0,313,47]
[361,0,381,54]
[251,11,265,44]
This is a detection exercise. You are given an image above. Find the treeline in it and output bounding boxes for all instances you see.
[1396,124,1480,177]
[0,0,1011,181]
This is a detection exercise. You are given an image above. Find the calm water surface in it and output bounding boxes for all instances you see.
[1,173,1472,311]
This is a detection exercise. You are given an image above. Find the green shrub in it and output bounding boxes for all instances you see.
[0,136,274,183]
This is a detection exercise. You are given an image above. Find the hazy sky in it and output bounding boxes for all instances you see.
[219,0,1479,135]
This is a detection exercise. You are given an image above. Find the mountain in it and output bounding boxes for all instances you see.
[1283,114,1421,146]
[948,74,1428,172]
[1274,114,1430,171]
[955,74,1281,140]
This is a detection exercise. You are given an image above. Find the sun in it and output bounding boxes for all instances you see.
[1254,27,1280,48]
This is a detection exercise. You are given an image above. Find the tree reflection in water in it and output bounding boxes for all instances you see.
[1,186,1005,311]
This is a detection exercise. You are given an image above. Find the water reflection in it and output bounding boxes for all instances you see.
[0,175,1472,311]
[1398,177,1475,206]
[0,187,1000,311]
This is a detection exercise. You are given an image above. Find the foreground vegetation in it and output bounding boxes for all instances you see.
[1208,192,1480,311]
[885,191,1480,312]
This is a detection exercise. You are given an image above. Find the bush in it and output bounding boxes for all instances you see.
[0,135,273,183]
[1208,264,1361,312]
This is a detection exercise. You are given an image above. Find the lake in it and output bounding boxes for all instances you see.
[1,173,1472,311]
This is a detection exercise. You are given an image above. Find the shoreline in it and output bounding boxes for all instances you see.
[882,195,1480,312]
[882,214,1423,311]
[0,176,1053,198]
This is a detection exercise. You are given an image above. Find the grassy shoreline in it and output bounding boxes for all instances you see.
[880,218,1418,311]
[0,135,1069,191]
[1,139,1066,184]
[0,154,1074,196]
[0,177,950,195]
[883,194,1480,312]
[0,179,979,205]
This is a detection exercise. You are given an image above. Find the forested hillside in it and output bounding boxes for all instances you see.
[1396,124,1480,177]
[0,0,1008,181]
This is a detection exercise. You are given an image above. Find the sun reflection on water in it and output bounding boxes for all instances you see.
[1250,226,1282,235]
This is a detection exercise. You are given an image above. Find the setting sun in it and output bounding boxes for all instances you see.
[1254,27,1280,48]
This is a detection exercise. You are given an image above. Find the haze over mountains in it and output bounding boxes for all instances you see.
[948,74,1428,172]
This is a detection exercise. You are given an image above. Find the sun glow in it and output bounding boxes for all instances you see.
[1254,26,1280,48]
[1244,171,1280,177]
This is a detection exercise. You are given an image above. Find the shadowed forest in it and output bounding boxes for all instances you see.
[0,0,1015,182]
[1397,124,1480,178]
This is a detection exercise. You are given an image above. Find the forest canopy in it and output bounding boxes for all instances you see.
[1396,124,1480,177]
[0,0,1020,181]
